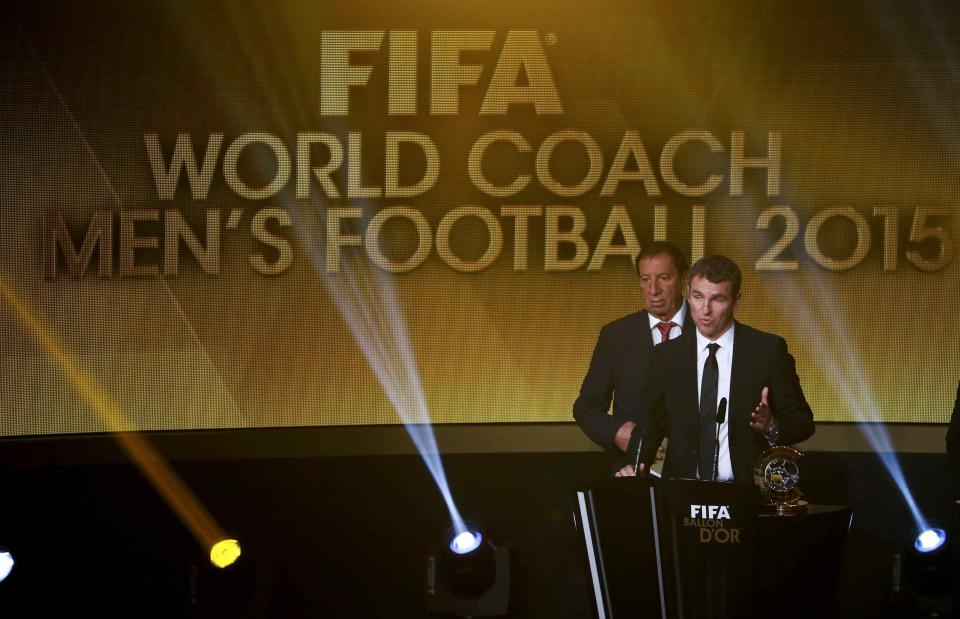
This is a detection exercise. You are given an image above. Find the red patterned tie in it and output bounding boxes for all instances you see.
[655,321,676,344]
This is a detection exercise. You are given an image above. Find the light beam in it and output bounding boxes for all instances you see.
[0,277,236,555]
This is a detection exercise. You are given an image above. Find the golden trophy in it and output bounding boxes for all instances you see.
[753,446,808,515]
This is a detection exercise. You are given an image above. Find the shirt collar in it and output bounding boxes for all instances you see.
[647,301,687,331]
[695,320,736,351]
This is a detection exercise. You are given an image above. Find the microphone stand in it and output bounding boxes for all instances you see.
[712,398,728,482]
[629,425,643,472]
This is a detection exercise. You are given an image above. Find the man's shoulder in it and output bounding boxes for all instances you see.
[600,310,649,334]
[735,322,787,350]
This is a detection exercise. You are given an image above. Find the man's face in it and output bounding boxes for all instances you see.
[637,253,684,321]
[689,275,739,340]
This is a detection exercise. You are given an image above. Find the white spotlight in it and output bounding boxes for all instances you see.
[914,527,947,554]
[450,529,483,555]
[0,548,14,583]
[427,524,510,616]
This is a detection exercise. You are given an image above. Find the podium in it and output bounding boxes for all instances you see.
[574,477,664,619]
[575,477,851,619]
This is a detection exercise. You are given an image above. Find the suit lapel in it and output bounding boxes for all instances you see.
[680,330,699,422]
[672,331,699,478]
[729,321,752,454]
[638,310,655,352]
[681,301,695,333]
[679,301,698,413]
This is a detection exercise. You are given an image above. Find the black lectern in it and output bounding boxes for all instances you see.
[575,477,850,619]
[574,477,665,619]
[656,479,760,619]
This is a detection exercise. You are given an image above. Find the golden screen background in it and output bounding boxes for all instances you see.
[1,0,957,436]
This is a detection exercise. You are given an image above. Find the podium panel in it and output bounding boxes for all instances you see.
[575,477,665,619]
[576,478,849,619]
[656,479,760,619]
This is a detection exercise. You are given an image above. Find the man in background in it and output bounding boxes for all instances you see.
[573,241,693,472]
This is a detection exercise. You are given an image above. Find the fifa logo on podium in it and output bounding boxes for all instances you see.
[684,504,741,544]
[689,505,731,520]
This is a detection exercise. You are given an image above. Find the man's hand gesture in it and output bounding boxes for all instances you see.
[749,387,773,434]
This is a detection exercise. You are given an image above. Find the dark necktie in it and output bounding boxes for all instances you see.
[655,321,676,345]
[699,343,720,480]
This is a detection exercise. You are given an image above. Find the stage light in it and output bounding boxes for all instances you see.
[209,538,242,568]
[896,525,953,616]
[0,548,13,583]
[914,527,947,554]
[442,526,495,597]
[451,529,483,555]
[426,524,510,617]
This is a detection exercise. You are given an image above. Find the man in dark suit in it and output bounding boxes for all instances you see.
[946,381,960,485]
[573,241,694,471]
[619,255,814,482]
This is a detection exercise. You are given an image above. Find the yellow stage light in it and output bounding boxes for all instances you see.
[209,538,242,568]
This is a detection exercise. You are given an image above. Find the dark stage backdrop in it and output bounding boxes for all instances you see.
[1,0,958,436]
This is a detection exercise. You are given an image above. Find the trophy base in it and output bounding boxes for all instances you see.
[760,499,809,516]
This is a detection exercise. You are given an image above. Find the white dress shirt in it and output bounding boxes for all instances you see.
[647,303,688,345]
[695,323,735,481]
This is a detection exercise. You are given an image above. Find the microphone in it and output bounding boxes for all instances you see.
[712,397,727,482]
[628,425,644,473]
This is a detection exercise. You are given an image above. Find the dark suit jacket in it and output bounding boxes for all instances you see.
[636,321,815,482]
[573,306,695,469]
[946,381,960,485]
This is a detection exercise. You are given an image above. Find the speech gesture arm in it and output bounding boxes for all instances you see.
[749,387,773,434]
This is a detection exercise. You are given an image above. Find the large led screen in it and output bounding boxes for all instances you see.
[1,0,957,436]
